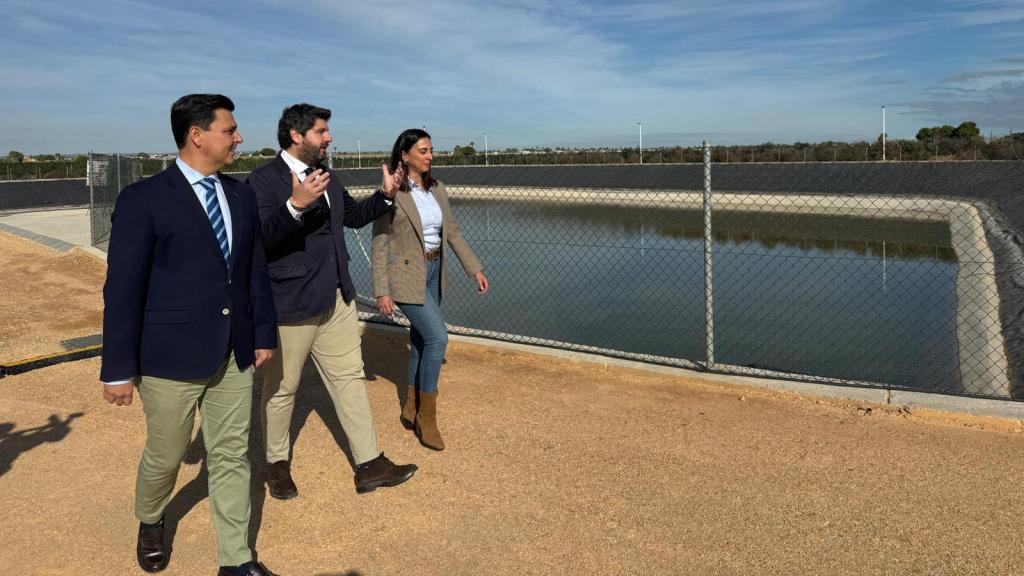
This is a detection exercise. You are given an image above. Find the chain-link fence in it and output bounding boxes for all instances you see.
[334,153,1024,401]
[87,153,143,250]
[88,150,1024,400]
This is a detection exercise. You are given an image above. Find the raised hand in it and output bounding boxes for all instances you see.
[380,162,406,198]
[290,168,329,210]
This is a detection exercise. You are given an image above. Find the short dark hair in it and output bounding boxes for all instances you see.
[389,128,435,191]
[277,104,331,149]
[170,94,235,150]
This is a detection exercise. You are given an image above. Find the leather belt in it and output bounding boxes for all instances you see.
[425,248,441,261]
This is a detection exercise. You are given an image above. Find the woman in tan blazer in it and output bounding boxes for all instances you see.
[372,129,489,450]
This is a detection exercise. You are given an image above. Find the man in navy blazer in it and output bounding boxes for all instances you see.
[100,94,280,576]
[249,103,415,499]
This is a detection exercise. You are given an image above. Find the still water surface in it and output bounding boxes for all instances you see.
[347,199,959,391]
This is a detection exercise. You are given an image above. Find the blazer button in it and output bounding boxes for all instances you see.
[222,308,230,316]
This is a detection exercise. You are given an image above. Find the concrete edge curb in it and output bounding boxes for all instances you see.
[0,221,77,252]
[0,345,103,378]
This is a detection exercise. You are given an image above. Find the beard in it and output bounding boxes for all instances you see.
[297,140,324,166]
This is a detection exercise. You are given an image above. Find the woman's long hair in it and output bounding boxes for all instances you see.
[389,128,436,191]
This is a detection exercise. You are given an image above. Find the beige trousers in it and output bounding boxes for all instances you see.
[135,354,253,567]
[262,290,378,465]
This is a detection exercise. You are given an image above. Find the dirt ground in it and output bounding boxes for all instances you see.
[2,229,1024,575]
[0,232,105,363]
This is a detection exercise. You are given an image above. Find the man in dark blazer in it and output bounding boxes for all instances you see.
[101,94,281,576]
[249,103,415,498]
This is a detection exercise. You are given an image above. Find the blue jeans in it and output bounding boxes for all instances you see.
[396,258,448,394]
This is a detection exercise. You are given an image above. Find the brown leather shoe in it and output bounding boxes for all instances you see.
[136,519,169,573]
[266,460,298,500]
[216,561,279,575]
[400,385,417,430]
[354,453,417,494]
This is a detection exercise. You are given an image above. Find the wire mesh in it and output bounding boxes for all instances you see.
[336,159,1024,400]
[87,152,1024,400]
[88,154,143,250]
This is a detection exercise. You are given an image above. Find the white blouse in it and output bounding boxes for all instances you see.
[409,178,443,252]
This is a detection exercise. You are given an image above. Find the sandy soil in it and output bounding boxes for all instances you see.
[1,230,1024,575]
[0,232,105,363]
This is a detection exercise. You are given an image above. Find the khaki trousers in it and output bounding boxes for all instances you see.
[262,290,378,465]
[135,354,253,567]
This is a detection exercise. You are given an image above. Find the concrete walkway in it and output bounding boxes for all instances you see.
[0,208,106,260]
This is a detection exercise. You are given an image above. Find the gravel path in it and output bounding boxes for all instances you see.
[1,229,1023,575]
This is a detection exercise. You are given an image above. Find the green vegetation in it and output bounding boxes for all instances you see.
[916,121,981,142]
[3,121,1020,181]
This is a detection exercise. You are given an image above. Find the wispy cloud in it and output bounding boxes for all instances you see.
[899,79,1024,128]
[946,68,1024,82]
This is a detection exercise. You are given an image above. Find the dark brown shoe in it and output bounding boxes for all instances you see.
[216,561,279,575]
[136,519,169,573]
[354,453,417,494]
[266,460,298,500]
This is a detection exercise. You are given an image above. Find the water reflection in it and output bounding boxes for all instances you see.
[348,199,960,392]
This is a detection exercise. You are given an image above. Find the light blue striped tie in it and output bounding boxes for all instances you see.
[198,177,230,265]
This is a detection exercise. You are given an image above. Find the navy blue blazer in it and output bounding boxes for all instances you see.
[248,155,391,322]
[100,165,278,382]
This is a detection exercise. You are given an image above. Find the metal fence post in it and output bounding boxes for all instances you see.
[88,152,95,245]
[703,140,715,369]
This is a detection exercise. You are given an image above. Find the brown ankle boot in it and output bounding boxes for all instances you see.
[414,391,445,451]
[400,385,417,430]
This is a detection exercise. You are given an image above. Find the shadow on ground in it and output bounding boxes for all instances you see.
[0,412,84,477]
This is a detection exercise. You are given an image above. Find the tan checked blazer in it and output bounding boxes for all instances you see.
[372,180,483,305]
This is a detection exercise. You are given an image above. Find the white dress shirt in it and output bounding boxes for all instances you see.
[175,157,233,253]
[409,178,442,252]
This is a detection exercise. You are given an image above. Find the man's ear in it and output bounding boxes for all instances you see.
[189,126,203,149]
[290,128,303,147]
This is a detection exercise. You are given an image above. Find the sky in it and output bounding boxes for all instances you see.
[2,0,1024,154]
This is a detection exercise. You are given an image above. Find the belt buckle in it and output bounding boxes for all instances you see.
[425,249,440,261]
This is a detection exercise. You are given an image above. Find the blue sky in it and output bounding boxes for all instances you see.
[3,0,1024,154]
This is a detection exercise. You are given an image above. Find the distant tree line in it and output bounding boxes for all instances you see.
[3,122,1022,180]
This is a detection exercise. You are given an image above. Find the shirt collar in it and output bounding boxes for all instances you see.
[175,157,219,186]
[408,177,429,193]
[280,149,309,175]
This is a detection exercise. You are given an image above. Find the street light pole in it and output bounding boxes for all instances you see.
[638,122,643,165]
[357,137,361,169]
[484,132,488,166]
[881,105,886,161]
